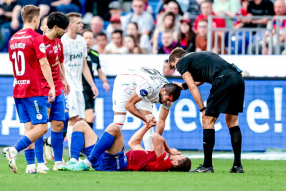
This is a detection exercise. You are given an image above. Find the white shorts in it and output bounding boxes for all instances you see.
[67,90,85,119]
[112,77,153,113]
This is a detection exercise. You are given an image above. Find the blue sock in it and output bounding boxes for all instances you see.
[13,136,31,152]
[24,149,35,165]
[63,112,69,139]
[87,131,115,164]
[70,131,85,160]
[35,137,44,163]
[51,131,63,162]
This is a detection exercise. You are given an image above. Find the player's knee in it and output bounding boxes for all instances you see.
[53,121,64,132]
[86,114,95,123]
[106,123,121,135]
[113,115,126,129]
[73,120,86,132]
[41,124,48,135]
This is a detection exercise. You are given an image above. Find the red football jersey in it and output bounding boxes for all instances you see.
[9,28,47,98]
[40,35,64,97]
[125,150,172,171]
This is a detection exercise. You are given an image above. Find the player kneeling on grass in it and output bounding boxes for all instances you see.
[58,121,191,172]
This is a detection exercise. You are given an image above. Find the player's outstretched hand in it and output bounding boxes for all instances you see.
[168,148,181,156]
[145,119,157,129]
[92,85,99,99]
[173,81,184,90]
[48,88,56,103]
[62,80,70,95]
[103,82,110,92]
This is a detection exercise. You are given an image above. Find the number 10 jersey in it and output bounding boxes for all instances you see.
[9,28,47,98]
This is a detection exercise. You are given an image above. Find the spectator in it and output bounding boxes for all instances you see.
[124,35,147,54]
[187,0,201,18]
[157,31,178,54]
[234,0,249,29]
[126,22,152,53]
[163,59,175,76]
[106,1,123,36]
[212,0,241,27]
[90,16,104,38]
[1,0,50,34]
[92,32,110,54]
[0,0,17,25]
[106,17,122,41]
[250,0,286,54]
[178,16,196,52]
[193,0,226,33]
[143,0,153,14]
[105,29,129,54]
[153,12,178,54]
[39,16,48,34]
[243,0,275,28]
[195,19,227,54]
[51,0,80,14]
[121,0,154,35]
[156,0,183,32]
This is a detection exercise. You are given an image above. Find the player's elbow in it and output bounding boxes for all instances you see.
[152,132,161,143]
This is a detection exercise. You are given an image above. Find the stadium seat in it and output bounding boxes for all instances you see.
[230,31,250,55]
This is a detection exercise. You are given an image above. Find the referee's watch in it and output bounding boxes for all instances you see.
[200,107,206,112]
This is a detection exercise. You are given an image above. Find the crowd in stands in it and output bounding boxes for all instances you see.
[0,0,286,55]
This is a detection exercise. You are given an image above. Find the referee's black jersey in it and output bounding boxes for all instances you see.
[176,51,236,84]
[82,49,101,87]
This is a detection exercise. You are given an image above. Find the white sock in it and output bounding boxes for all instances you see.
[47,137,51,145]
[12,147,19,154]
[70,158,78,163]
[83,159,92,167]
[67,126,73,156]
[143,127,154,151]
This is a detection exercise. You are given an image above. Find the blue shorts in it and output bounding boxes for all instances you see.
[84,142,128,171]
[45,94,65,121]
[14,96,48,125]
[63,92,69,111]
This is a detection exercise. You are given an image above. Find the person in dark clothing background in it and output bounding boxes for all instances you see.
[169,48,245,173]
[82,29,110,129]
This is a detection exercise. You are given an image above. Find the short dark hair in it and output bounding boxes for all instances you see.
[47,12,69,30]
[21,5,40,23]
[198,19,208,24]
[112,29,123,37]
[129,22,139,30]
[201,0,213,6]
[82,29,93,36]
[169,157,191,172]
[96,32,107,38]
[169,47,187,63]
[163,83,181,101]
[165,60,174,70]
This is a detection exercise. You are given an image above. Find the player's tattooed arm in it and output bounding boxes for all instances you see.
[128,124,152,151]
[173,81,204,90]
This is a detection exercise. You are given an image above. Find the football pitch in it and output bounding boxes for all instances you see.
[0,150,285,191]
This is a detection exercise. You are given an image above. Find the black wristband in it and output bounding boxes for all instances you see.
[200,107,206,112]
[182,83,189,90]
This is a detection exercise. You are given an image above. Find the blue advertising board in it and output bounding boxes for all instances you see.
[0,76,285,151]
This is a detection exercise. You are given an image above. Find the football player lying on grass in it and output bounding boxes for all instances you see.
[58,120,191,172]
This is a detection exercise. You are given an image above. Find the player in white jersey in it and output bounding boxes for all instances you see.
[61,12,98,153]
[113,67,181,150]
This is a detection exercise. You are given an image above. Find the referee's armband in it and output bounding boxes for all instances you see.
[182,83,189,90]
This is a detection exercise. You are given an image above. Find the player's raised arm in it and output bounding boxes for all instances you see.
[39,57,55,103]
[155,107,169,135]
[82,57,98,98]
[152,132,181,157]
[128,123,156,151]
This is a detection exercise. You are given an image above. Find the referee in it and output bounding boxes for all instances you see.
[169,48,245,173]
[82,30,110,128]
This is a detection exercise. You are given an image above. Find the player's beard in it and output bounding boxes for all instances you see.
[56,32,64,38]
[159,93,164,104]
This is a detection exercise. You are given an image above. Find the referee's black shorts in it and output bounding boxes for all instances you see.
[205,72,245,118]
[83,85,95,110]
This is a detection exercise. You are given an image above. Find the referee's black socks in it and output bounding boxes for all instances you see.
[229,126,242,166]
[203,129,215,168]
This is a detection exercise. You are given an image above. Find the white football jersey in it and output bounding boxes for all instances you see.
[61,34,87,91]
[116,67,173,110]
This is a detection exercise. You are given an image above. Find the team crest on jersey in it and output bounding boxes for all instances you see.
[53,45,58,53]
[140,89,148,97]
[39,43,46,53]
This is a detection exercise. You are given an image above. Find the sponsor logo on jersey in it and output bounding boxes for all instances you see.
[14,79,30,85]
[140,89,148,97]
[53,45,58,53]
[11,35,32,40]
[39,43,46,53]
[10,43,25,50]
[69,52,83,61]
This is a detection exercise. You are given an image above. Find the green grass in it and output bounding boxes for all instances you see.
[0,151,285,191]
